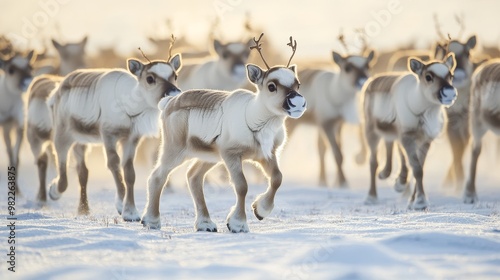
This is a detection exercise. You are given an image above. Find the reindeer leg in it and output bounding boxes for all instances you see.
[401,134,429,210]
[12,124,24,195]
[365,124,380,204]
[28,127,49,205]
[187,160,217,232]
[378,141,394,179]
[355,124,368,165]
[394,145,410,193]
[317,130,328,186]
[3,123,21,195]
[252,155,283,220]
[48,129,73,201]
[120,137,141,222]
[444,113,469,189]
[141,145,186,229]
[321,119,347,188]
[464,115,487,204]
[72,144,90,215]
[222,152,249,233]
[102,135,128,217]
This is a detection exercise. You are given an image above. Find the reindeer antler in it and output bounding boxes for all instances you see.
[286,36,297,67]
[168,34,176,61]
[137,47,152,64]
[354,28,369,54]
[250,33,270,70]
[433,14,447,42]
[338,29,350,54]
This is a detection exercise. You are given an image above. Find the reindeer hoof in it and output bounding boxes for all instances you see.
[251,197,273,221]
[463,192,478,204]
[195,219,217,232]
[141,215,161,229]
[122,207,141,222]
[408,196,429,210]
[378,170,391,180]
[48,183,61,200]
[394,179,409,193]
[115,195,123,215]
[226,222,249,233]
[364,195,378,205]
[78,202,90,216]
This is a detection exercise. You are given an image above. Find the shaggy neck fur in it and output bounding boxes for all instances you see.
[406,85,436,116]
[245,94,284,132]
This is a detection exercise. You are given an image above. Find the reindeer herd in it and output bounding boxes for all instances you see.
[1,19,499,232]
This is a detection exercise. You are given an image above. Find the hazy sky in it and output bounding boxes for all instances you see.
[1,0,499,59]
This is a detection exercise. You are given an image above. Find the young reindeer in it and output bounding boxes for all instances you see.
[141,34,307,232]
[286,35,375,187]
[437,36,478,189]
[363,53,457,210]
[464,59,500,203]
[45,49,182,219]
[177,38,253,91]
[0,51,36,195]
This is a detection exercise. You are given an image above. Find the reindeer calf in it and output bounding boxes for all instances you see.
[286,50,375,186]
[44,54,181,219]
[141,35,306,232]
[0,51,35,195]
[363,53,457,209]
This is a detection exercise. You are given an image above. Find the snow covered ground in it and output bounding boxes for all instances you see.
[1,126,499,280]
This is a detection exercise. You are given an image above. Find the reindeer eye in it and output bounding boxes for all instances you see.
[345,65,352,72]
[222,52,229,59]
[268,83,276,92]
[425,74,433,82]
[146,76,155,84]
[8,66,15,75]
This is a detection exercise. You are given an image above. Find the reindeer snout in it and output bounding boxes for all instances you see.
[439,85,458,107]
[284,90,307,119]
[164,85,181,98]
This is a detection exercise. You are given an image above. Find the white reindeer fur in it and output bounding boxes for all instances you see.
[142,64,306,232]
[44,55,181,219]
[363,54,457,210]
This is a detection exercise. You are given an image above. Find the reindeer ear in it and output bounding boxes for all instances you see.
[246,38,254,48]
[213,39,224,56]
[80,36,88,47]
[366,50,376,65]
[170,53,182,72]
[434,43,447,60]
[466,35,477,50]
[26,50,37,65]
[246,63,264,84]
[332,51,344,66]
[288,64,297,73]
[444,53,456,71]
[127,59,144,77]
[52,39,62,51]
[408,57,424,75]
